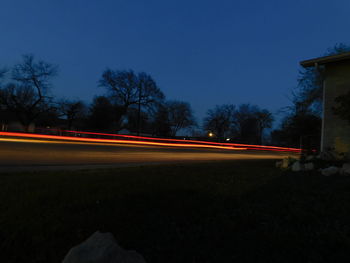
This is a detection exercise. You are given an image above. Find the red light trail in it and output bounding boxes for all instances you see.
[0,131,302,153]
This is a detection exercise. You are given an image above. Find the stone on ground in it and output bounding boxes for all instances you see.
[306,155,315,161]
[62,231,146,263]
[304,162,315,171]
[321,166,339,176]
[291,161,303,172]
[341,163,350,175]
[275,161,282,168]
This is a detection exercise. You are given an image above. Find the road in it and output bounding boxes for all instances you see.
[0,137,293,172]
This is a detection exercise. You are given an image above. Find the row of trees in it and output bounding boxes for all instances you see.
[0,54,275,144]
[0,55,196,137]
[2,44,350,147]
[203,104,273,144]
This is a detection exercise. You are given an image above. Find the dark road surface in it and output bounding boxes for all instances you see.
[0,137,293,172]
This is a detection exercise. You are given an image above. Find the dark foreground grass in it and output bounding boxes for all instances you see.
[1,160,350,262]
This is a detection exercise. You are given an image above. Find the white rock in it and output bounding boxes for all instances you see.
[275,161,282,168]
[341,163,350,175]
[306,155,315,161]
[304,162,315,171]
[62,231,146,263]
[319,151,336,161]
[321,166,339,176]
[291,161,304,172]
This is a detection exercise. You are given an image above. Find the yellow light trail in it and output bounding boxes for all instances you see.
[0,132,247,150]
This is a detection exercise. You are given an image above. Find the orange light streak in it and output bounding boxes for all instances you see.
[0,131,302,153]
[40,128,302,153]
[0,132,247,151]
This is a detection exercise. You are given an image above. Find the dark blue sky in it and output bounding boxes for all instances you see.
[1,0,350,123]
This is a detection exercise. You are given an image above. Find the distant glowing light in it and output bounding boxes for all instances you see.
[208,132,214,137]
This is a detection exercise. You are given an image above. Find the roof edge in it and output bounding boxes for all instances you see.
[300,51,350,67]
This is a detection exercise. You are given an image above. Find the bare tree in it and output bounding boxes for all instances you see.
[203,104,235,140]
[99,70,138,110]
[203,104,273,144]
[233,104,273,144]
[152,104,171,137]
[99,69,164,134]
[0,55,57,131]
[166,100,196,136]
[136,72,164,134]
[256,109,274,144]
[57,99,87,129]
[87,96,118,132]
[271,111,321,149]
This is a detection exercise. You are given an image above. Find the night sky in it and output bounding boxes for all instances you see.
[1,0,350,124]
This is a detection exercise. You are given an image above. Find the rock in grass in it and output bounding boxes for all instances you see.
[291,161,304,172]
[275,161,282,168]
[321,166,339,176]
[341,163,350,175]
[62,231,146,263]
[306,155,315,161]
[304,162,315,171]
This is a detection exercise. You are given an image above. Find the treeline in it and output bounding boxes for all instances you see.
[203,104,273,144]
[0,55,196,137]
[1,44,350,148]
[0,54,273,144]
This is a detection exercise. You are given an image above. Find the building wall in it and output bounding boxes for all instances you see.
[323,60,350,156]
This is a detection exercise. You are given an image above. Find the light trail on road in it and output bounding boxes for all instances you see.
[0,131,302,153]
[0,132,247,150]
[41,128,302,152]
[0,131,298,172]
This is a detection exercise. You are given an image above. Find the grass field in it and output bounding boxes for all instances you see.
[1,160,350,262]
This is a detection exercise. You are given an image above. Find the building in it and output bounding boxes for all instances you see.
[301,52,350,156]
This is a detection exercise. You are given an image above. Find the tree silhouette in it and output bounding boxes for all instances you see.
[0,54,57,131]
[99,69,164,134]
